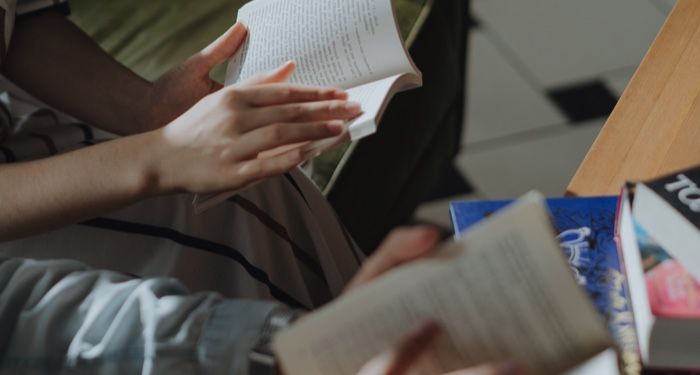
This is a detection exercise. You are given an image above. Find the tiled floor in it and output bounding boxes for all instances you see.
[414,0,675,229]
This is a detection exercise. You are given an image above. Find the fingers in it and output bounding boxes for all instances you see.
[358,321,440,375]
[345,226,440,292]
[242,60,297,85]
[234,120,345,160]
[236,84,348,106]
[445,362,524,375]
[194,22,249,72]
[242,100,362,132]
[233,147,309,186]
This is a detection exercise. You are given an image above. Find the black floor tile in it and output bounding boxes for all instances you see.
[548,81,618,123]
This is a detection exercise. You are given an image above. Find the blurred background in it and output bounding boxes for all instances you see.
[415,0,676,228]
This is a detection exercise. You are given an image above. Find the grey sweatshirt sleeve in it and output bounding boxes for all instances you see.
[0,257,295,374]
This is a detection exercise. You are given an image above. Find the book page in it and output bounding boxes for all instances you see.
[274,193,611,375]
[225,0,419,88]
[345,73,419,140]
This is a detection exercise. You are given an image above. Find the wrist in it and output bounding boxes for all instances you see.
[250,307,304,375]
[126,129,176,197]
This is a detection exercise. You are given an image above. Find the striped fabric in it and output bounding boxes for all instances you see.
[1,166,364,309]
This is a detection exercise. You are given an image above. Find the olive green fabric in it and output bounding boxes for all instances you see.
[69,0,427,82]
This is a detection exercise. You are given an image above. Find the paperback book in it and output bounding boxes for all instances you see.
[451,196,639,375]
[634,165,700,281]
[273,193,611,375]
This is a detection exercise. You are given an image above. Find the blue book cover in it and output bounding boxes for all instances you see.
[450,196,639,374]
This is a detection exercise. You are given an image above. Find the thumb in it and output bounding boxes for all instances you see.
[344,226,440,292]
[194,22,249,72]
[241,60,297,85]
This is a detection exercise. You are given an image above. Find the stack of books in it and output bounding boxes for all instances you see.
[451,197,635,375]
[269,167,700,375]
[449,165,700,375]
[617,167,700,374]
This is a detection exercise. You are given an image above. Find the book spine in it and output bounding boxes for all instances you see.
[614,189,643,375]
[608,254,643,375]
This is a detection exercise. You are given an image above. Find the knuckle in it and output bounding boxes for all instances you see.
[268,124,286,143]
[280,88,293,99]
[286,105,305,120]
[329,101,344,113]
[227,112,242,128]
[225,87,242,102]
[307,124,321,137]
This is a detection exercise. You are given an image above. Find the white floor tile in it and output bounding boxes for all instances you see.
[651,0,676,13]
[414,193,483,229]
[456,120,604,199]
[463,32,566,146]
[473,0,665,87]
[602,67,636,97]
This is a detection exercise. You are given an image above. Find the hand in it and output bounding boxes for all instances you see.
[345,229,523,375]
[358,321,523,375]
[142,22,249,131]
[144,61,361,195]
[345,226,442,292]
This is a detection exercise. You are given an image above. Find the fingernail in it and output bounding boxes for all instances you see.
[270,60,295,75]
[418,227,441,245]
[345,102,362,112]
[287,149,303,164]
[414,320,440,337]
[327,121,345,134]
[334,89,348,99]
[495,361,524,375]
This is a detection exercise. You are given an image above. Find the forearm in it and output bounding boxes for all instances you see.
[0,257,289,374]
[3,10,152,135]
[0,133,160,241]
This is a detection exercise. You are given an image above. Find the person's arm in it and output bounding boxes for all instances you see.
[0,228,513,375]
[3,9,154,135]
[0,256,297,374]
[4,10,249,135]
[0,229,436,374]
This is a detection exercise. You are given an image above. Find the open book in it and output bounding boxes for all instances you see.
[193,0,422,212]
[273,193,611,375]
